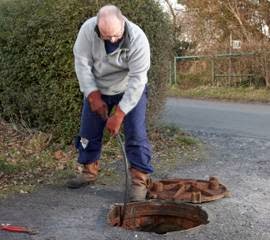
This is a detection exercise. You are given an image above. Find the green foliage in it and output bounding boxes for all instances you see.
[0,159,18,174]
[0,0,174,143]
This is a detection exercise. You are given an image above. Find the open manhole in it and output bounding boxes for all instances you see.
[108,200,209,234]
[147,177,230,203]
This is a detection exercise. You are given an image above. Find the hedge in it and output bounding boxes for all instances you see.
[0,0,174,143]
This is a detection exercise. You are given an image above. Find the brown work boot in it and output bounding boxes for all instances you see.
[67,161,99,189]
[129,168,150,202]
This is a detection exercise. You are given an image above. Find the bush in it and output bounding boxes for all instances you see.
[0,0,174,143]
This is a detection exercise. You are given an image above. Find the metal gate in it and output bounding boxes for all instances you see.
[171,51,269,88]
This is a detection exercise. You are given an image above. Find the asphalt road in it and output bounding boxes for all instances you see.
[161,98,270,140]
[0,98,270,240]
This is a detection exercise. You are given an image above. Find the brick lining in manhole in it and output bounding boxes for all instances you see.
[107,200,209,234]
[147,177,230,203]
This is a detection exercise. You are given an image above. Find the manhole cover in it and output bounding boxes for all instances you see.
[147,177,230,203]
[108,200,208,234]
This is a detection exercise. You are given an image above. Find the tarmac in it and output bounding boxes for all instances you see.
[0,98,270,240]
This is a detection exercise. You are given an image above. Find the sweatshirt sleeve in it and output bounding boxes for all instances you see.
[118,31,150,114]
[73,22,98,98]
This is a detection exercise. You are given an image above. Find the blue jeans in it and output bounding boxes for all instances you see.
[75,88,153,173]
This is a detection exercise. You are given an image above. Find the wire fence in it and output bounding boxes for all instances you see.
[170,51,270,88]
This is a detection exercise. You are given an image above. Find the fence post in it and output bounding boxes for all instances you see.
[168,60,171,85]
[265,52,270,88]
[211,57,215,86]
[174,56,177,85]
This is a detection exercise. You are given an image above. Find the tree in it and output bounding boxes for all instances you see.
[174,0,270,87]
[181,0,270,51]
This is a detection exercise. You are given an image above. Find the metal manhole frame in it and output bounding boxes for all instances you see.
[107,200,209,233]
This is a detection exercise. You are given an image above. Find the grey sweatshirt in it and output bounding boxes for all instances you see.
[73,16,150,114]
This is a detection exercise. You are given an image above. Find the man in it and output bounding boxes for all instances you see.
[67,5,153,202]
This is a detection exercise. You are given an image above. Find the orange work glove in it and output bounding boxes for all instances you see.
[106,105,125,136]
[88,90,108,120]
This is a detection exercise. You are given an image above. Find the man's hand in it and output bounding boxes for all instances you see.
[88,90,108,120]
[106,106,125,136]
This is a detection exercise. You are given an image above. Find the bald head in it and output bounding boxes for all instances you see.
[97,5,125,43]
[97,5,123,23]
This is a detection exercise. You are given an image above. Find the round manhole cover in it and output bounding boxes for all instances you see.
[147,177,230,203]
[108,200,209,234]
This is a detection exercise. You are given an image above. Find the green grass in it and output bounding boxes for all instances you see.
[176,135,199,145]
[168,85,270,103]
[0,158,19,174]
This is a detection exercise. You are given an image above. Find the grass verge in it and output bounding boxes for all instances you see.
[0,119,203,197]
[168,85,270,103]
